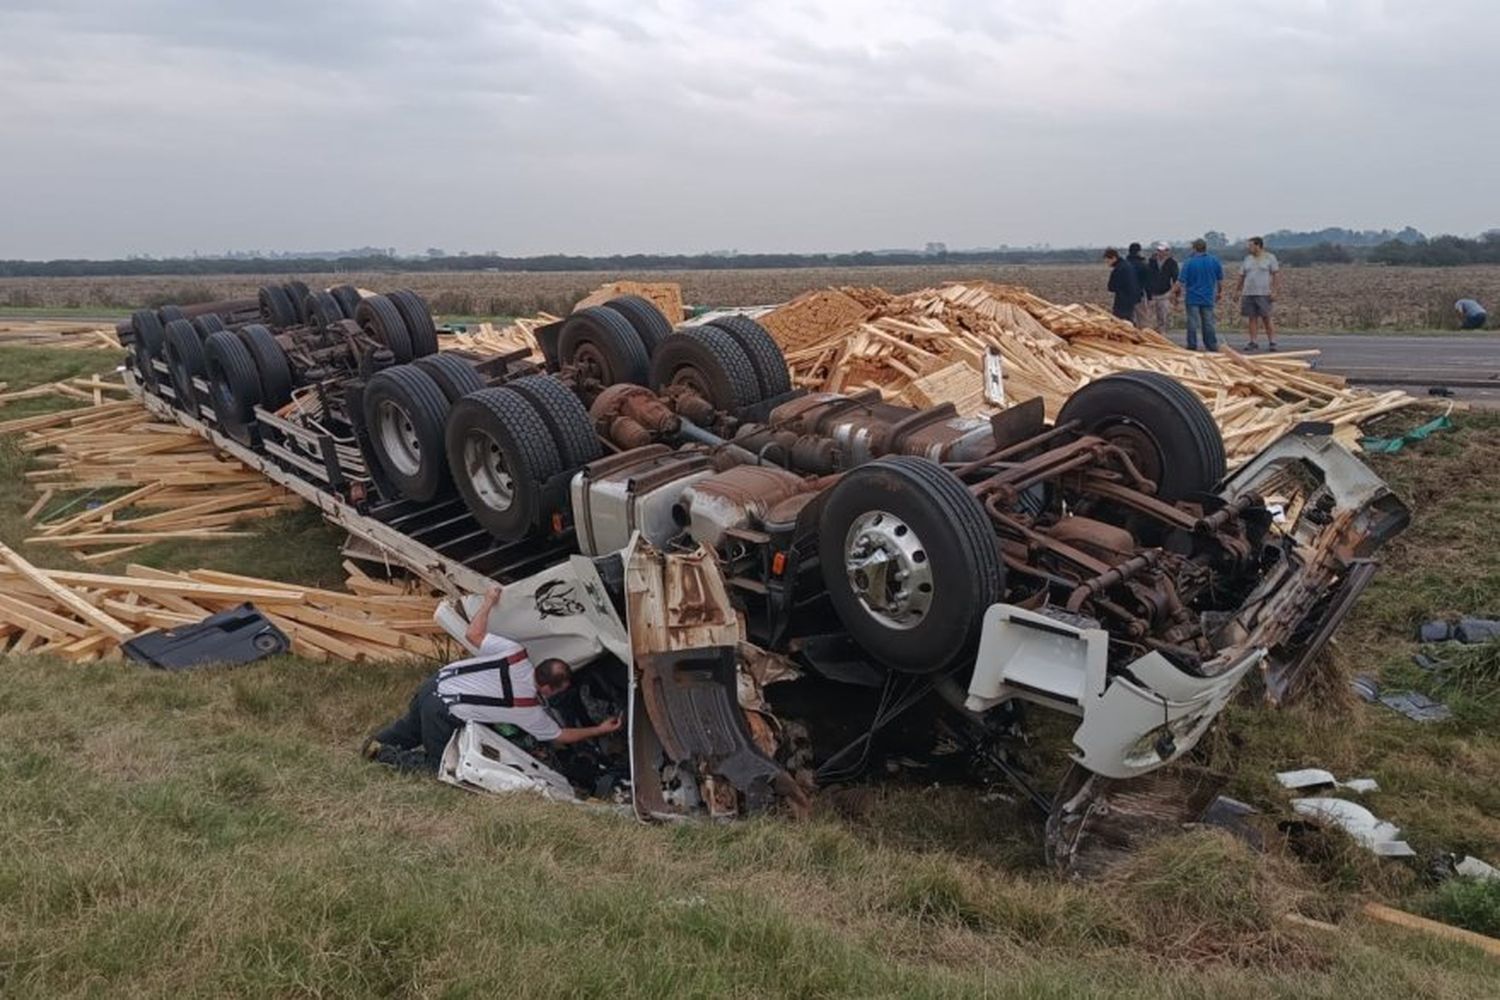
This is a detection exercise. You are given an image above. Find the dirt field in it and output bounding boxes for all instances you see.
[3,263,1499,331]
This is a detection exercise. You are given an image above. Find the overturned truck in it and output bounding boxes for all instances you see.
[121,283,1409,865]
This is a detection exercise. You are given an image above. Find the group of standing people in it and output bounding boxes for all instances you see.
[1103,237,1282,352]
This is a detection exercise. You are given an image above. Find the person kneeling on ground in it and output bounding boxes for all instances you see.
[363,584,621,772]
[1456,298,1488,330]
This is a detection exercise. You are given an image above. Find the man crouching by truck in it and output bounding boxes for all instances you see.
[363,584,621,772]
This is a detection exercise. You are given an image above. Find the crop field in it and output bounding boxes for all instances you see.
[3,263,1499,331]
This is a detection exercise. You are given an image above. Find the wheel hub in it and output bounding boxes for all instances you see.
[375,400,422,477]
[462,429,514,512]
[843,510,933,630]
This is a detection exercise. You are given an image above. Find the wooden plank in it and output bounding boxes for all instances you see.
[23,489,54,522]
[24,530,258,547]
[1361,901,1500,959]
[0,542,134,641]
[39,482,168,536]
[0,592,81,641]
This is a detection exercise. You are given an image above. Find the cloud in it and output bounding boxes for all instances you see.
[0,0,1495,257]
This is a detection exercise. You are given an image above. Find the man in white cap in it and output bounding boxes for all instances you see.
[1143,242,1179,334]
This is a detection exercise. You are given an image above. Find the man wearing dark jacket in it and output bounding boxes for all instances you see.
[1125,242,1151,327]
[1104,247,1142,322]
[1144,242,1180,333]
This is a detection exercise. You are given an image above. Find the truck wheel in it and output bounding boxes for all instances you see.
[258,285,299,329]
[559,306,649,386]
[446,388,564,541]
[130,309,167,389]
[163,319,206,413]
[283,281,312,322]
[818,456,1005,675]
[389,289,440,358]
[330,284,362,318]
[304,290,346,330]
[1056,371,1225,500]
[355,295,414,362]
[238,324,294,409]
[414,353,486,403]
[204,330,264,446]
[649,325,761,411]
[602,295,671,356]
[363,365,453,502]
[705,315,792,399]
[157,305,185,324]
[503,374,602,470]
[192,314,226,339]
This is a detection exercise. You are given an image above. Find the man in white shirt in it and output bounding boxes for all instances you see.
[1236,236,1281,351]
[364,584,622,771]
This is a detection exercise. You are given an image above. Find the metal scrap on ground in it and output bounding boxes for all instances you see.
[756,282,1416,463]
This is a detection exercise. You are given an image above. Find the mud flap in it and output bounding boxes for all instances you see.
[624,542,804,820]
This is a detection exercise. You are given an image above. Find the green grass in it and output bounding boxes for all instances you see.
[4,351,1500,993]
[0,306,131,320]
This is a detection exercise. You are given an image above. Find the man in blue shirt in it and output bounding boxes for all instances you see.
[1455,298,1488,330]
[1172,238,1224,351]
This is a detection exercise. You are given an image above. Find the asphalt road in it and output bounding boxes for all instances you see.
[1167,331,1500,404]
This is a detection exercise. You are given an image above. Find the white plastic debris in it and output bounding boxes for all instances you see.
[1290,797,1416,857]
[1456,856,1500,881]
[1276,768,1379,794]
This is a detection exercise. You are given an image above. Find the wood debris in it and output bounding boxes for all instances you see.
[439,314,554,359]
[0,318,124,350]
[573,280,685,324]
[760,281,1415,463]
[3,381,304,560]
[0,553,449,664]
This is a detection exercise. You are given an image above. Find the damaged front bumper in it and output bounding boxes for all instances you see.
[966,431,1407,781]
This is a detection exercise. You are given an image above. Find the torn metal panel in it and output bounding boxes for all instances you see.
[437,722,577,801]
[121,603,289,670]
[624,541,805,821]
[1277,769,1379,794]
[1290,797,1416,857]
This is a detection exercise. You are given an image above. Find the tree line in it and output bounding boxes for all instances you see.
[4,231,1498,277]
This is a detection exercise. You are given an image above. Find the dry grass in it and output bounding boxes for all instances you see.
[4,263,1499,330]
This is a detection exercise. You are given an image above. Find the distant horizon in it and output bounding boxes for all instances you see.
[6,224,1492,266]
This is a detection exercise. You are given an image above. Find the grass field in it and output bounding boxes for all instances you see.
[2,348,1500,996]
[3,263,1499,332]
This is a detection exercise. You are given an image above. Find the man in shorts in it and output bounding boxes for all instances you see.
[1237,236,1280,351]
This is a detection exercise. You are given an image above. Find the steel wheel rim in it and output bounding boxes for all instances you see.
[462,429,514,512]
[843,509,933,630]
[375,400,422,477]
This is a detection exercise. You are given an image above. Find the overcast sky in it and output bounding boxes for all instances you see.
[0,0,1492,259]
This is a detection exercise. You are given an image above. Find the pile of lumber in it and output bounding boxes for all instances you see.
[440,315,554,359]
[574,281,685,324]
[0,543,448,664]
[0,318,123,350]
[3,383,303,561]
[759,282,1414,462]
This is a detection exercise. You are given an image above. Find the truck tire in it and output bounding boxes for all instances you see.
[258,285,299,329]
[559,306,649,386]
[283,281,312,322]
[163,319,206,413]
[355,295,414,363]
[817,456,1005,675]
[503,374,603,470]
[1056,371,1225,500]
[130,309,167,389]
[389,289,440,358]
[649,325,760,411]
[238,324,294,409]
[446,388,564,540]
[304,290,345,330]
[330,284,362,318]
[414,353,486,403]
[191,314,226,339]
[363,365,453,502]
[705,315,792,399]
[157,305,185,324]
[602,295,671,356]
[204,330,264,446]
